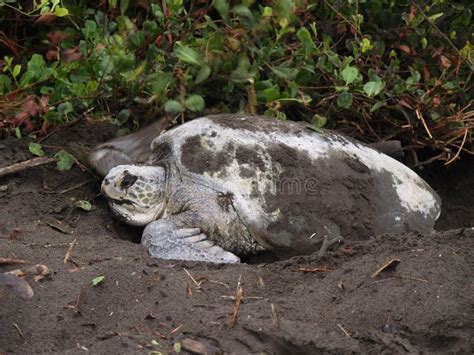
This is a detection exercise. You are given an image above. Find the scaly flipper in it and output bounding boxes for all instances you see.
[89,120,168,176]
[142,220,240,264]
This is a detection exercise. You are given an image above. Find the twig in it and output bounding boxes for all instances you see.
[445,128,468,165]
[170,324,183,335]
[415,109,433,139]
[358,278,392,289]
[60,180,95,194]
[391,275,428,283]
[229,286,244,328]
[221,295,263,301]
[209,279,230,289]
[337,324,352,338]
[0,157,56,177]
[0,257,29,265]
[183,268,200,288]
[298,267,333,273]
[271,303,278,327]
[12,323,25,339]
[63,238,77,264]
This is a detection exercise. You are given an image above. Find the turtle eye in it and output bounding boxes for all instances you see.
[120,171,138,190]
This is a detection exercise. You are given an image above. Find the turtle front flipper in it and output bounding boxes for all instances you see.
[142,220,240,264]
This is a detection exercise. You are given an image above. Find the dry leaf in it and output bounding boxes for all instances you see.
[34,13,57,25]
[399,45,413,55]
[39,95,50,114]
[422,66,430,82]
[22,96,40,117]
[47,31,69,46]
[46,50,58,61]
[61,48,82,64]
[439,55,452,69]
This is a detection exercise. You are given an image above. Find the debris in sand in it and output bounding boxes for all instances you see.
[208,279,230,289]
[229,285,244,328]
[181,338,221,355]
[63,238,77,264]
[298,267,333,273]
[46,221,69,234]
[60,179,95,194]
[271,303,279,327]
[337,323,352,338]
[186,283,193,298]
[372,258,400,278]
[170,324,183,335]
[7,264,50,282]
[0,156,56,177]
[392,275,428,283]
[337,280,346,290]
[183,268,201,288]
[0,257,29,265]
[12,323,25,339]
[221,295,263,301]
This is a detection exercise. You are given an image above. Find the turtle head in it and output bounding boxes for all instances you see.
[101,165,167,226]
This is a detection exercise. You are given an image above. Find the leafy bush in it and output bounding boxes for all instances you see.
[0,0,472,165]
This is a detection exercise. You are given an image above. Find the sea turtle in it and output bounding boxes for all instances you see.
[90,114,441,263]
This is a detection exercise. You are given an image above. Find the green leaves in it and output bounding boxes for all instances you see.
[91,275,105,286]
[28,143,46,157]
[57,102,73,117]
[195,65,211,84]
[54,6,69,17]
[164,100,182,113]
[0,0,470,166]
[337,92,353,109]
[184,94,205,112]
[296,27,315,58]
[55,150,75,171]
[342,67,360,85]
[363,81,385,97]
[174,42,203,67]
[76,200,92,211]
[165,95,205,113]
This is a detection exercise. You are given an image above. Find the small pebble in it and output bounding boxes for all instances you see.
[382,323,393,333]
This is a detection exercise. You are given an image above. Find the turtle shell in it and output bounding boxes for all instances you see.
[149,114,441,256]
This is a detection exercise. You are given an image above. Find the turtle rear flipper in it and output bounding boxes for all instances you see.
[142,221,240,264]
[89,120,168,177]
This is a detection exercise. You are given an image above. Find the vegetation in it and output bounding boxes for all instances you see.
[0,0,472,165]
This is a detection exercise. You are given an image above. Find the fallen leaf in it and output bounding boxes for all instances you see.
[47,31,70,46]
[34,13,57,25]
[422,66,430,82]
[439,55,452,69]
[46,50,58,61]
[398,45,413,55]
[91,275,105,286]
[61,48,82,64]
[22,96,40,116]
[39,95,50,113]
